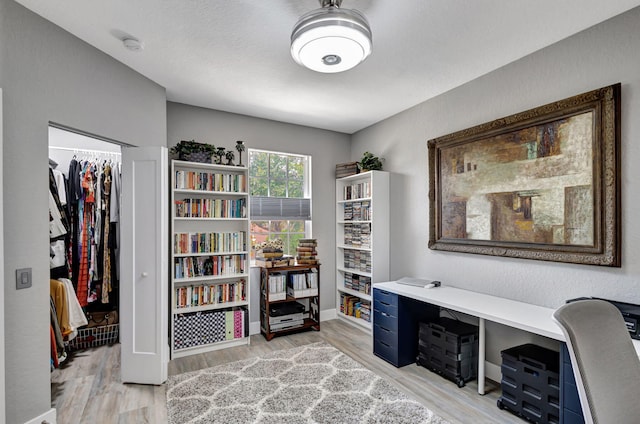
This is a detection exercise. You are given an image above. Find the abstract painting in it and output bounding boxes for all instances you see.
[428,84,621,266]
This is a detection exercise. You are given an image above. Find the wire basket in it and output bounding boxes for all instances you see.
[67,323,119,351]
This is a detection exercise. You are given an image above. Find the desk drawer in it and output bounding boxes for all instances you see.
[374,299,398,317]
[373,289,398,307]
[373,309,398,332]
[374,323,398,348]
[374,337,399,366]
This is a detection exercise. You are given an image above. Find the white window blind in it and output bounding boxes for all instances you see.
[250,196,311,220]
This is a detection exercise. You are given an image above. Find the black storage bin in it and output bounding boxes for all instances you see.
[416,317,478,387]
[498,343,560,424]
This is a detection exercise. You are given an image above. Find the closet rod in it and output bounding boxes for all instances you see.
[49,146,122,156]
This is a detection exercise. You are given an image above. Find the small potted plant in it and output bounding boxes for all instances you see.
[169,140,216,163]
[358,151,383,171]
[214,147,226,164]
[225,150,235,166]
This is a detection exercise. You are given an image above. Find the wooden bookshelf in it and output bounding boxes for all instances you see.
[260,264,320,341]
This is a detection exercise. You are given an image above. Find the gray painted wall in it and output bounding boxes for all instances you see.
[352,7,640,362]
[0,0,167,422]
[167,102,351,324]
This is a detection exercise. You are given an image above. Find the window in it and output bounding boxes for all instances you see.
[249,149,311,258]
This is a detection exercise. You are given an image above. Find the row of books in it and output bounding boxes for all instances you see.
[287,270,319,297]
[343,200,372,221]
[340,293,371,322]
[175,279,247,309]
[344,272,371,295]
[174,231,246,254]
[174,198,247,218]
[174,170,247,193]
[343,249,372,273]
[344,223,371,248]
[342,181,371,200]
[173,307,247,350]
[174,254,246,279]
[335,162,358,178]
[267,270,319,300]
[267,274,287,301]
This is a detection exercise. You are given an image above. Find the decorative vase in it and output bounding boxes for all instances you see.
[235,140,246,167]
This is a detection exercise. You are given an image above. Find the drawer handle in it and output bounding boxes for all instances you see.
[380,301,391,306]
[381,312,390,317]
[379,340,390,347]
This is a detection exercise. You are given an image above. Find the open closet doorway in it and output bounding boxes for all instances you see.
[48,125,123,373]
[48,124,168,417]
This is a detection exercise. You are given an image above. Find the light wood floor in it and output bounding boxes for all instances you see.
[51,319,522,424]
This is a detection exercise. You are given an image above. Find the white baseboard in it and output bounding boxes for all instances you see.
[25,408,56,424]
[321,308,337,321]
[485,361,501,383]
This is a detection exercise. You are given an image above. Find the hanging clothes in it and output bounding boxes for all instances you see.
[101,163,112,303]
[49,167,70,280]
[63,155,121,308]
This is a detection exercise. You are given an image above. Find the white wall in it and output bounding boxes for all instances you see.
[352,7,640,362]
[0,0,167,422]
[167,102,351,325]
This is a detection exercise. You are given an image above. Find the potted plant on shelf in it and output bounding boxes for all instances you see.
[169,140,216,163]
[358,151,383,172]
[225,150,235,166]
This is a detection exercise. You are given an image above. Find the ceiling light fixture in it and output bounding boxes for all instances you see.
[290,0,372,73]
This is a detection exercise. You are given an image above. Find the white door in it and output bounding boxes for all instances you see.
[120,146,168,384]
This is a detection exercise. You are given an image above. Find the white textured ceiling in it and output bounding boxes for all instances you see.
[15,0,640,134]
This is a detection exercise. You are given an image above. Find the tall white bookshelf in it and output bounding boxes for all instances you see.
[170,160,250,358]
[335,170,389,331]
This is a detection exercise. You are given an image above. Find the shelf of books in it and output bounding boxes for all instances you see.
[335,170,389,331]
[170,160,250,358]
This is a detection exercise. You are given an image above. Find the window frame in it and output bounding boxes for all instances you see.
[248,148,312,259]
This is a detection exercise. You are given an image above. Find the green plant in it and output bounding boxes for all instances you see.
[358,151,383,171]
[169,139,216,158]
[225,150,235,165]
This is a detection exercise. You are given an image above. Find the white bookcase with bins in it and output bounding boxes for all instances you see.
[335,170,389,330]
[170,159,250,358]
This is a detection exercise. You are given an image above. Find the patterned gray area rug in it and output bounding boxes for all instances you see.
[166,342,449,424]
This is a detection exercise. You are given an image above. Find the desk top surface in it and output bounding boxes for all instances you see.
[374,281,640,354]
[375,281,564,340]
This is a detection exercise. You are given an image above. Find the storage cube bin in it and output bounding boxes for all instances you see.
[498,343,560,424]
[416,317,478,387]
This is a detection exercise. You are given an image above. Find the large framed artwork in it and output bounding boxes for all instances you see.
[428,84,621,267]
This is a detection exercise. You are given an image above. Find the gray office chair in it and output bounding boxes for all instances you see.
[553,299,640,424]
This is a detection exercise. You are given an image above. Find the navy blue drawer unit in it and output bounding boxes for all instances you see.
[560,343,585,424]
[372,288,439,367]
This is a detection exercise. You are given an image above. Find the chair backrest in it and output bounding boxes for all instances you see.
[553,299,640,424]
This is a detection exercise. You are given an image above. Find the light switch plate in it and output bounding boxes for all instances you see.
[16,268,32,289]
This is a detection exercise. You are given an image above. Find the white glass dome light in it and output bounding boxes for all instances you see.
[291,0,372,73]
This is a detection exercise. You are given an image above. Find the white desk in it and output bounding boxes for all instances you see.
[374,281,640,395]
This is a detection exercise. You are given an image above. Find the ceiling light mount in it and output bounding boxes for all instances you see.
[291,0,372,73]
